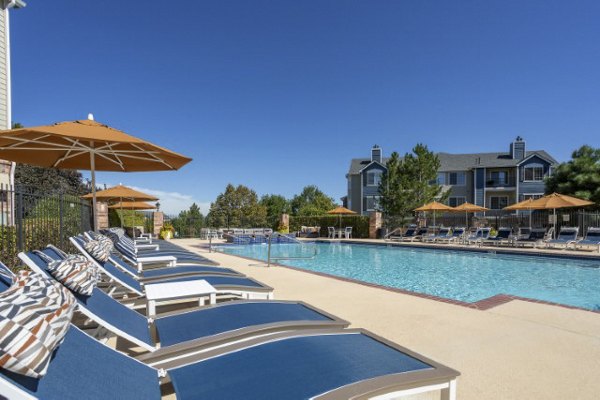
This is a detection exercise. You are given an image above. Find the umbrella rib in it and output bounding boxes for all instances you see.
[52,139,86,167]
[131,143,176,169]
[98,143,126,171]
[0,134,55,148]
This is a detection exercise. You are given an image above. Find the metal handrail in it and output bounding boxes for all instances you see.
[267,233,318,267]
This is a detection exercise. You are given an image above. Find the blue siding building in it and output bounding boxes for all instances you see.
[345,138,558,215]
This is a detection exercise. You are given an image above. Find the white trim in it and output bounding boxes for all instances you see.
[447,171,466,186]
[521,165,545,182]
[357,160,386,174]
[517,152,556,166]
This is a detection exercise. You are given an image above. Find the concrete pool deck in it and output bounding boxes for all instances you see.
[172,238,600,400]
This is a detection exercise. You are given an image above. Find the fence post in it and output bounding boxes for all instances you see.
[16,189,24,251]
[58,193,64,248]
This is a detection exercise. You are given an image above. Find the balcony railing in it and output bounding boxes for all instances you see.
[485,178,516,188]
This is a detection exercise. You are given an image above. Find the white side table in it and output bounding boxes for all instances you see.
[145,280,217,318]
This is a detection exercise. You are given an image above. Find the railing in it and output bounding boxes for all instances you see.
[1,184,92,270]
[485,178,516,187]
[267,233,317,267]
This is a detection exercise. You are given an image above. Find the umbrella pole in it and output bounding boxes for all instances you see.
[120,196,123,229]
[90,150,97,232]
[553,208,556,239]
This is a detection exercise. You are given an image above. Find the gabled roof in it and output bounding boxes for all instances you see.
[348,150,558,175]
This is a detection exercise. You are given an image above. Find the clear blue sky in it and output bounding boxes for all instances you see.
[9,1,600,214]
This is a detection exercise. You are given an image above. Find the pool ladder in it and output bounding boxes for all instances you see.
[267,233,318,267]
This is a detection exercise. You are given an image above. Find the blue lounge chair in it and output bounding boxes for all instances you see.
[401,226,430,242]
[545,227,579,249]
[0,325,459,400]
[574,227,600,253]
[42,243,275,300]
[19,250,347,362]
[512,228,550,248]
[71,235,243,282]
[483,227,513,246]
[465,227,491,245]
[436,227,466,244]
[423,227,452,243]
[388,225,417,241]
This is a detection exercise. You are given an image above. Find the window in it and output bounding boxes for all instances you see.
[448,197,466,207]
[366,170,382,186]
[490,196,509,210]
[523,166,544,181]
[521,193,543,201]
[436,173,446,185]
[448,172,465,186]
[364,196,380,211]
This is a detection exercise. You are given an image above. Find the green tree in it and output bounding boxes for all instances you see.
[379,144,446,222]
[289,185,336,216]
[207,184,267,228]
[545,145,600,205]
[259,194,289,227]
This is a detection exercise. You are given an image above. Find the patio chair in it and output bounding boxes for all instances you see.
[401,226,430,242]
[68,239,275,300]
[574,227,600,253]
[436,227,466,244]
[483,227,513,246]
[386,225,414,241]
[423,227,452,243]
[0,323,459,400]
[545,227,579,249]
[344,226,353,239]
[19,249,348,363]
[517,227,531,239]
[512,228,550,248]
[465,227,491,246]
[327,226,335,239]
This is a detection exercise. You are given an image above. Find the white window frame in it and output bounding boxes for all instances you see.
[448,171,466,186]
[448,196,466,207]
[436,172,446,185]
[522,166,544,182]
[489,196,509,210]
[366,170,382,187]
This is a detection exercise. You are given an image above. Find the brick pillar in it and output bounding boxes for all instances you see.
[153,212,164,236]
[96,202,109,230]
[369,211,382,239]
[279,213,289,233]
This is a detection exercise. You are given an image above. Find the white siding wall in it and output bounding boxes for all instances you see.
[0,7,11,188]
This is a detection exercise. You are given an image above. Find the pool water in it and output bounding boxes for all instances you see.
[218,242,600,311]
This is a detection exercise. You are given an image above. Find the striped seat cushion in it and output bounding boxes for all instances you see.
[47,254,99,296]
[0,271,75,378]
[84,234,114,262]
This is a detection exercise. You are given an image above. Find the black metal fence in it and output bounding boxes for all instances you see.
[384,209,600,233]
[0,185,92,270]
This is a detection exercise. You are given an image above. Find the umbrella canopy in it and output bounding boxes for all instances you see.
[414,201,454,212]
[327,206,357,230]
[0,117,191,230]
[414,201,454,228]
[503,198,537,229]
[108,201,156,210]
[527,193,594,238]
[83,184,158,202]
[327,206,357,215]
[451,202,489,226]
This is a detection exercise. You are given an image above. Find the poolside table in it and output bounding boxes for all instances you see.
[145,280,217,318]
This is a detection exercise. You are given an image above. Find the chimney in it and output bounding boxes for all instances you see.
[371,145,382,163]
[510,136,526,160]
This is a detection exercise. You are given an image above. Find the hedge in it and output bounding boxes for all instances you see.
[289,215,370,238]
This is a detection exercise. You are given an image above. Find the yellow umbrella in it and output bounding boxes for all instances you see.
[504,198,537,229]
[414,201,454,227]
[327,206,357,230]
[109,201,156,238]
[451,202,489,226]
[527,193,594,238]
[86,185,158,230]
[0,116,191,230]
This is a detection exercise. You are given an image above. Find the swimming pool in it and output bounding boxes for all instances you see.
[217,242,600,311]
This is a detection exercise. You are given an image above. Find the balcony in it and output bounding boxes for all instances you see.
[485,178,516,188]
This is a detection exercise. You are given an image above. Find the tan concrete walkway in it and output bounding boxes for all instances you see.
[174,238,600,400]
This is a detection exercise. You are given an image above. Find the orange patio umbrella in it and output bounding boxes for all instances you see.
[414,201,454,227]
[504,198,537,229]
[451,202,489,226]
[0,116,191,230]
[526,193,594,238]
[109,201,156,237]
[327,206,357,230]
